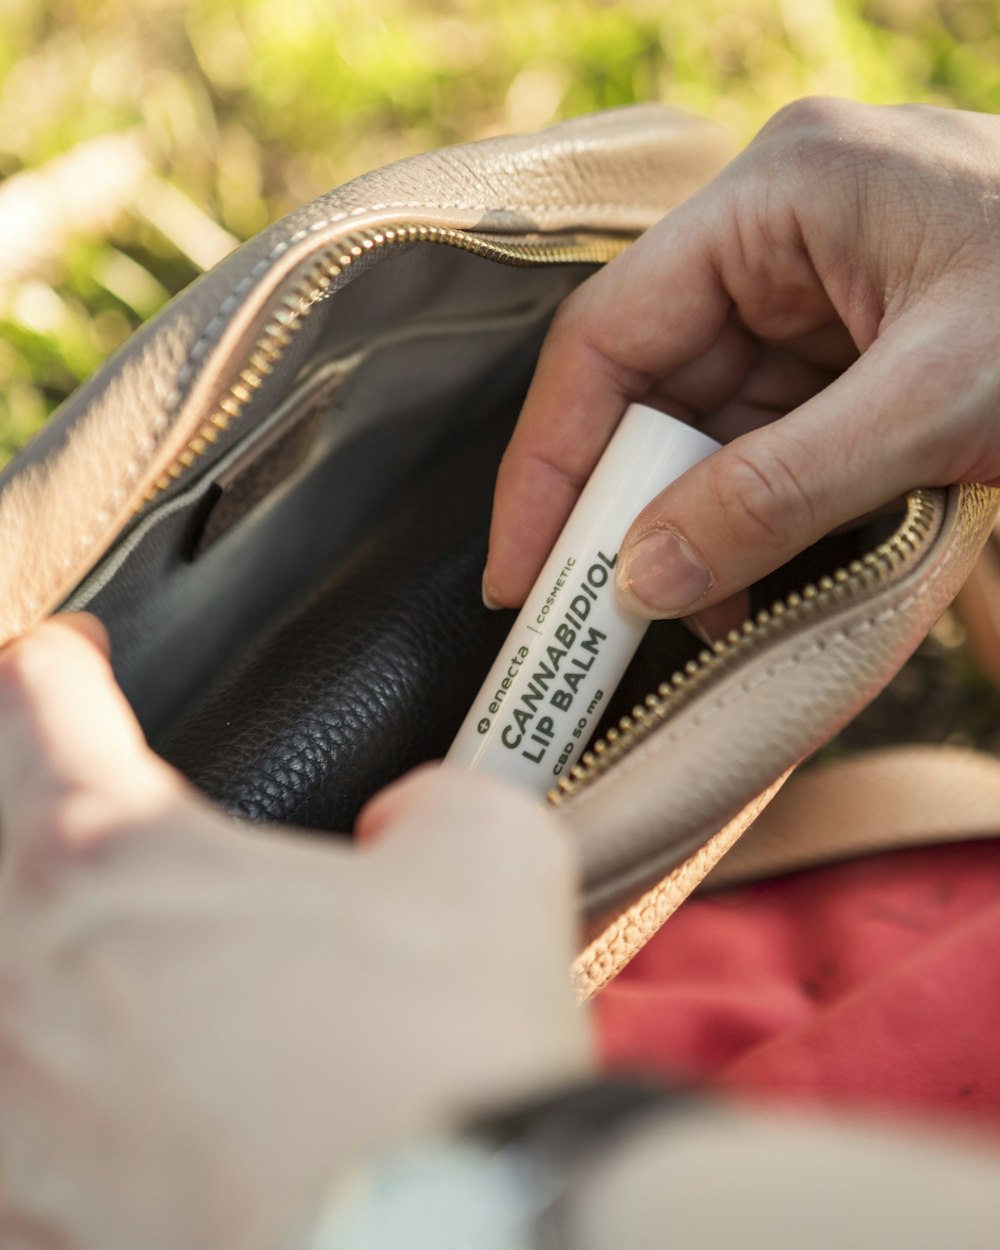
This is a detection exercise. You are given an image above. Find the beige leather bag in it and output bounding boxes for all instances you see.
[0,105,996,994]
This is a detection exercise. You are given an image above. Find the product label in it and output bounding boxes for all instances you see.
[474,548,619,780]
[446,404,721,794]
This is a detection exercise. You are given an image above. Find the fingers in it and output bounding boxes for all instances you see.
[483,141,851,611]
[484,196,735,609]
[487,99,1000,627]
[613,317,980,618]
[356,765,592,1104]
[0,614,182,854]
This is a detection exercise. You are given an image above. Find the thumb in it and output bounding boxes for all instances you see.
[0,614,182,851]
[614,326,965,619]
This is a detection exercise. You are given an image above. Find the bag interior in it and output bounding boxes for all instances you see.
[63,243,900,834]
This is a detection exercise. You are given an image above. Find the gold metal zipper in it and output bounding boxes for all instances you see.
[139,224,631,505]
[132,222,945,806]
[547,487,942,806]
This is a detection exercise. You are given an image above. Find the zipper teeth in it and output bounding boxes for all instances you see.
[134,224,942,802]
[547,487,942,807]
[139,224,631,505]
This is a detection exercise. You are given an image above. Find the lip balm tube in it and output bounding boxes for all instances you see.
[446,403,720,794]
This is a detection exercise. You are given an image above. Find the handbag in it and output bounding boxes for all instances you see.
[1,104,997,996]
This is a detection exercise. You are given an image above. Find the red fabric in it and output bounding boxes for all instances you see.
[596,841,1000,1126]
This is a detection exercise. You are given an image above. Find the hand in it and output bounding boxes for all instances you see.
[485,98,1000,633]
[0,616,588,1250]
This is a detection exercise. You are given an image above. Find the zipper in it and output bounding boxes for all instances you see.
[139,224,631,505]
[547,487,942,807]
[133,220,945,805]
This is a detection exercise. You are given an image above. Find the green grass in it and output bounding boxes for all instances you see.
[2,0,1000,460]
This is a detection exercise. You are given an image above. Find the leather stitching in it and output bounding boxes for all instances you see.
[575,493,998,992]
[575,788,776,996]
[567,545,953,813]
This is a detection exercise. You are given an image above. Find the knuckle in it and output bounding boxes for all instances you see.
[539,269,647,396]
[6,794,79,901]
[756,97,889,190]
[546,287,588,343]
[22,789,97,862]
[712,440,817,554]
[760,95,864,143]
[9,784,165,899]
[546,275,614,359]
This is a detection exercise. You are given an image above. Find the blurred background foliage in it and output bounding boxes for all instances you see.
[3,0,1000,461]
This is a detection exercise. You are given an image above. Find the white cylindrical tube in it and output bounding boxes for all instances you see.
[446,403,720,794]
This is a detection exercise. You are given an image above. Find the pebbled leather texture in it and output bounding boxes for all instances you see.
[572,775,792,1000]
[2,106,999,986]
[154,406,519,829]
[567,483,1000,927]
[153,396,704,833]
[0,106,733,645]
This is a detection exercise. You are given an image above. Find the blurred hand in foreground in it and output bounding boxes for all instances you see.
[485,98,1000,633]
[0,616,588,1250]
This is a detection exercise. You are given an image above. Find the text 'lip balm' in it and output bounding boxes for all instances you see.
[446,403,721,795]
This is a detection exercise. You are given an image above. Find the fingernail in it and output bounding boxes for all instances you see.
[482,573,502,611]
[617,527,712,618]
